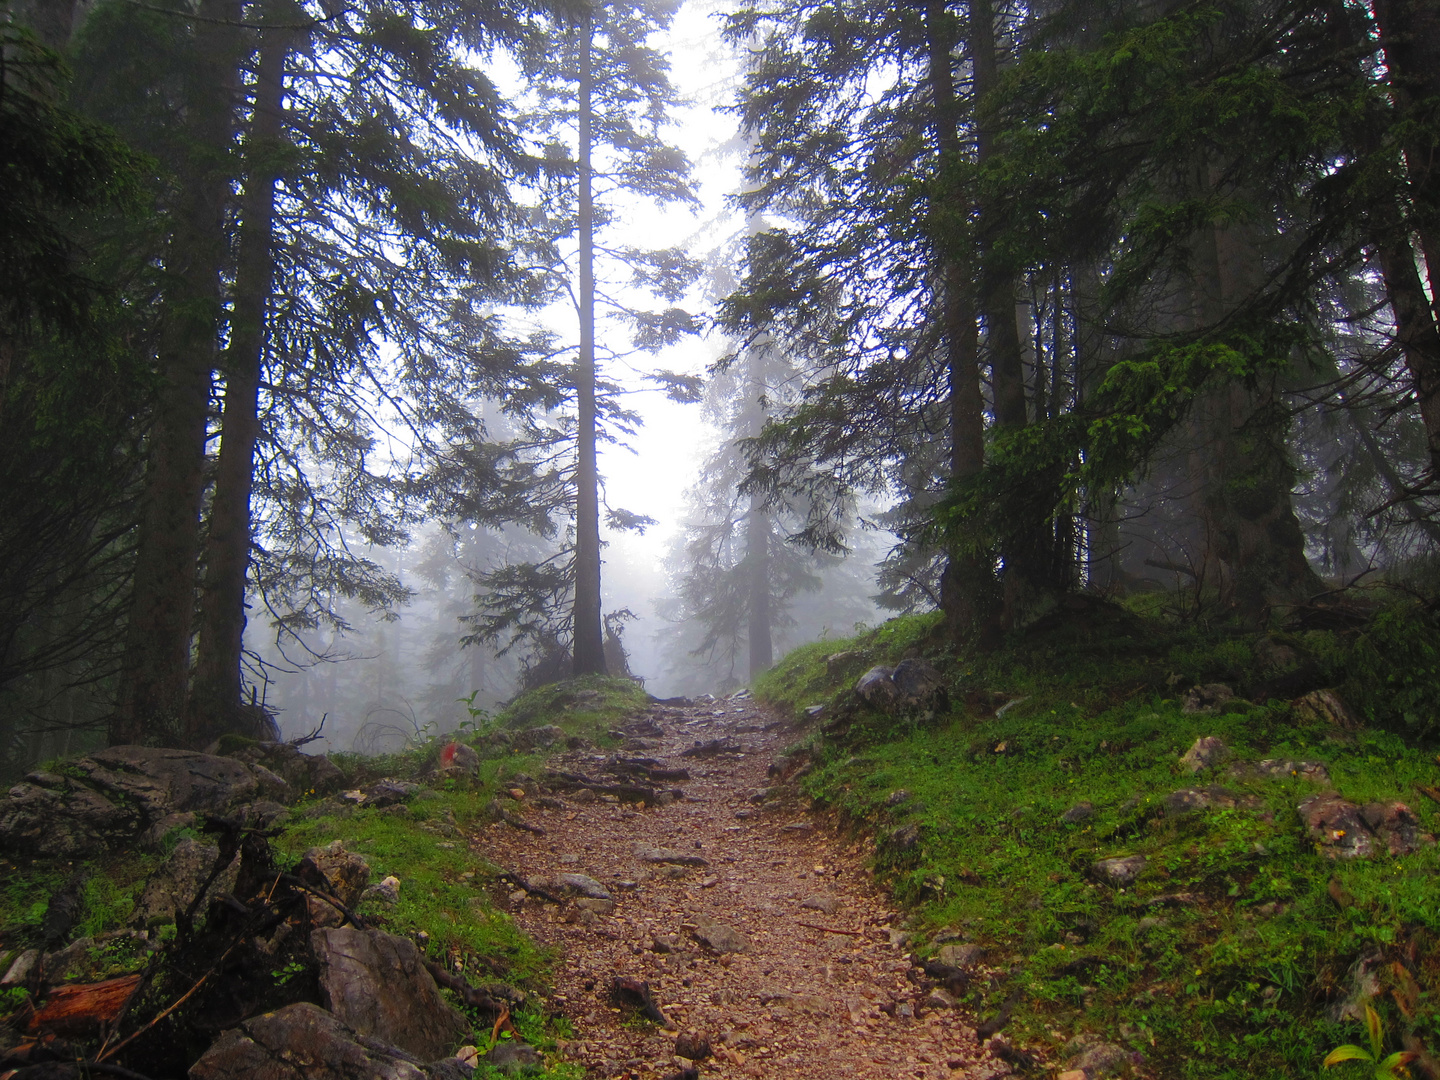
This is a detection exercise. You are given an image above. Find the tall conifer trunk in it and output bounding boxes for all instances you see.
[969,0,1043,629]
[1186,165,1321,622]
[745,496,772,679]
[112,0,240,745]
[188,29,291,742]
[572,11,606,676]
[925,0,997,646]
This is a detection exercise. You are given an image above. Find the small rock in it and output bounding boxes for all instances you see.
[1179,735,1229,772]
[1360,801,1432,855]
[2,949,39,985]
[1328,949,1385,1022]
[576,897,616,915]
[804,705,826,719]
[570,788,597,804]
[1299,791,1375,858]
[782,821,814,835]
[552,873,612,900]
[887,822,921,851]
[924,988,957,1010]
[436,741,480,774]
[651,934,682,954]
[855,666,899,707]
[689,915,751,954]
[362,875,401,905]
[1292,688,1362,730]
[512,725,564,751]
[484,1039,544,1074]
[801,893,839,915]
[674,1030,713,1060]
[1060,801,1094,824]
[891,658,948,711]
[1181,685,1234,715]
[1091,855,1145,887]
[938,943,984,969]
[1071,1041,1130,1078]
[634,844,709,867]
[1247,758,1330,784]
[296,842,371,928]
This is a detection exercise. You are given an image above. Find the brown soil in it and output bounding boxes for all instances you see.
[478,694,1000,1080]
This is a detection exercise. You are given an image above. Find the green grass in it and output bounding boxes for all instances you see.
[273,789,548,986]
[757,604,1440,1080]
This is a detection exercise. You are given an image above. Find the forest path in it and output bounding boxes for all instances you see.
[475,693,994,1080]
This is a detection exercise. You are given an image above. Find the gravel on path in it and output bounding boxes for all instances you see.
[475,693,1002,1080]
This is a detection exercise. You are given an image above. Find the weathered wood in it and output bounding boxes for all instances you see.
[27,974,142,1038]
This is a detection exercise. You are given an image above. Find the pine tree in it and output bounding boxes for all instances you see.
[465,0,700,677]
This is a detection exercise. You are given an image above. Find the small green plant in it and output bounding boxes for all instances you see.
[1323,1003,1417,1079]
[0,985,31,1015]
[271,959,307,986]
[456,691,496,738]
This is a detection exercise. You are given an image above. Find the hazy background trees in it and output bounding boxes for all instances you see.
[5,0,1440,774]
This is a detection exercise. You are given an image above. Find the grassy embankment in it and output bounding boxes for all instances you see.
[756,601,1440,1080]
[0,674,651,1078]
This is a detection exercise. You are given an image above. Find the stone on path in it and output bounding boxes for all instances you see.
[634,843,709,866]
[688,914,750,954]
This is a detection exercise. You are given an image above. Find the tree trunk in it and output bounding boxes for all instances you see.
[111,0,240,746]
[1188,166,1322,623]
[969,0,1045,628]
[924,0,998,647]
[188,29,291,744]
[572,12,606,677]
[968,0,1026,433]
[1371,0,1440,308]
[745,496,773,679]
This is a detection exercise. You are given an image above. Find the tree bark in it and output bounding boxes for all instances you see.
[745,496,773,679]
[1371,0,1440,309]
[1187,165,1322,623]
[968,0,1026,432]
[572,11,606,676]
[112,0,240,745]
[188,29,291,743]
[924,0,998,646]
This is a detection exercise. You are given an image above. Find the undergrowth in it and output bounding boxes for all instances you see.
[756,600,1440,1080]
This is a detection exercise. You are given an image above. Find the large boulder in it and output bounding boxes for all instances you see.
[189,1001,471,1080]
[0,747,292,858]
[311,927,469,1061]
[891,659,949,712]
[1298,793,1432,858]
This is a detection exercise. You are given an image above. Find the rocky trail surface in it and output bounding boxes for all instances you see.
[480,694,998,1080]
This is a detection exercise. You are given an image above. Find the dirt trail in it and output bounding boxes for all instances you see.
[477,693,998,1080]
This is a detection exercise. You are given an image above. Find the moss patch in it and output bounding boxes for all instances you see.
[758,605,1440,1080]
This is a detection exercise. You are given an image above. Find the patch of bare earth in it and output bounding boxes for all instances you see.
[475,695,1001,1080]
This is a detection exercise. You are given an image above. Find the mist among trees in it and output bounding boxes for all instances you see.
[4,0,1439,772]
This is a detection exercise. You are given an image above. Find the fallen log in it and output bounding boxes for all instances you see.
[26,975,142,1039]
